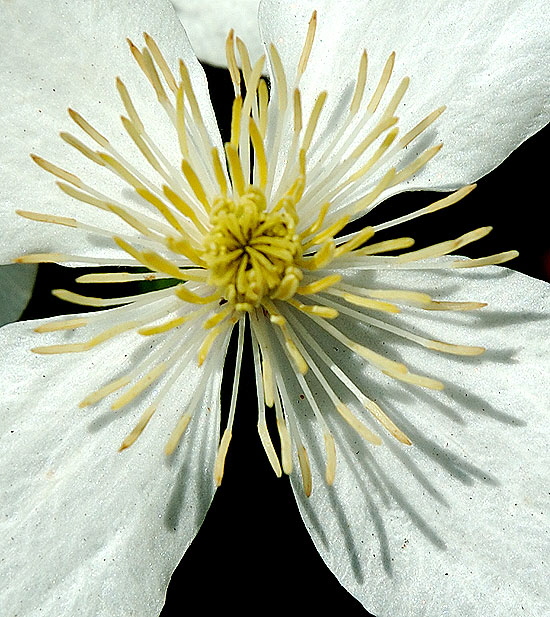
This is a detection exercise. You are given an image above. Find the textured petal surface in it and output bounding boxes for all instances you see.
[0,315,228,616]
[289,265,549,616]
[259,0,550,192]
[171,0,263,67]
[0,0,222,263]
[0,264,37,326]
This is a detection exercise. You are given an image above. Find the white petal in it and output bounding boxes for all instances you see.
[290,266,550,616]
[0,316,228,616]
[0,0,222,264]
[259,0,550,192]
[171,0,263,67]
[0,264,37,326]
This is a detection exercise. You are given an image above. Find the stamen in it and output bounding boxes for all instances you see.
[230,95,242,147]
[174,285,219,305]
[30,154,84,188]
[224,143,246,196]
[354,237,415,256]
[80,375,133,408]
[451,251,519,268]
[397,106,446,149]
[143,32,178,94]
[302,91,327,153]
[98,152,143,190]
[34,318,88,332]
[297,274,341,295]
[120,116,170,179]
[175,83,189,159]
[140,309,206,339]
[373,185,477,232]
[116,77,145,132]
[119,405,157,451]
[293,89,303,134]
[225,29,241,96]
[161,185,205,232]
[198,322,231,366]
[249,118,268,189]
[138,314,193,336]
[166,350,222,456]
[396,227,493,263]
[17,210,77,228]
[326,288,400,313]
[344,127,399,186]
[334,226,376,258]
[178,59,213,153]
[281,309,383,451]
[14,252,136,266]
[349,50,368,116]
[287,298,339,319]
[210,147,229,197]
[383,368,444,390]
[55,182,108,211]
[263,300,309,374]
[381,77,410,122]
[203,305,234,329]
[75,272,167,284]
[107,205,160,240]
[257,78,269,138]
[180,159,211,212]
[235,37,252,86]
[250,322,283,477]
[304,215,350,249]
[367,52,395,114]
[335,402,382,445]
[322,293,485,357]
[297,11,317,79]
[268,43,288,113]
[351,167,397,215]
[133,188,182,234]
[51,289,140,307]
[391,143,443,186]
[214,319,245,484]
[134,44,172,111]
[67,108,110,148]
[299,201,330,239]
[297,445,313,497]
[59,131,104,165]
[112,361,169,411]
[164,413,193,456]
[32,321,140,354]
[213,424,233,484]
[288,314,411,444]
[274,393,293,474]
[301,240,335,270]
[114,237,199,272]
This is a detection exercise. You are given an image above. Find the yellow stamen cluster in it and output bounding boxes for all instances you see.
[202,187,303,311]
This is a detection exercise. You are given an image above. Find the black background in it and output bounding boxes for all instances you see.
[21,61,548,616]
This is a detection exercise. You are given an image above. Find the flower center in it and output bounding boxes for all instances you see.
[202,187,303,311]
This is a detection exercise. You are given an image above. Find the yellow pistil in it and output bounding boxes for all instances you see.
[202,186,303,312]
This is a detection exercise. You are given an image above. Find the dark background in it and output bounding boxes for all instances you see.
[21,62,548,615]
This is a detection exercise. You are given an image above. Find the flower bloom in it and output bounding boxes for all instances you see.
[0,1,549,616]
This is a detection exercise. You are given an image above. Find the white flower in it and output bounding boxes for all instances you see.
[1,1,549,616]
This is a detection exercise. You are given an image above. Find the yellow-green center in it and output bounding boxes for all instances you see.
[202,187,303,311]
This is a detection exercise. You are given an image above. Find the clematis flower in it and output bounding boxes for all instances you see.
[0,0,549,616]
